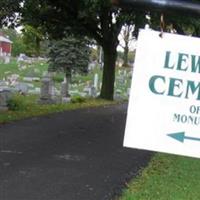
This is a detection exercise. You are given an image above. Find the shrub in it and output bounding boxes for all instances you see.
[53,75,64,83]
[71,96,86,104]
[7,96,26,111]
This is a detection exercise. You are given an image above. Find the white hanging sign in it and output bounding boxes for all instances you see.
[124,29,200,158]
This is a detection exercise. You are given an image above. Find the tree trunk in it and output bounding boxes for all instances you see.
[193,26,200,37]
[64,72,71,97]
[122,25,131,68]
[123,44,129,67]
[35,37,41,57]
[100,44,117,100]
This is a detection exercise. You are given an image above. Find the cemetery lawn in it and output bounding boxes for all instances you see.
[119,153,200,200]
[0,95,117,123]
[0,59,132,99]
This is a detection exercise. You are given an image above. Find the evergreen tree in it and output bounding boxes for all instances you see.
[48,35,90,96]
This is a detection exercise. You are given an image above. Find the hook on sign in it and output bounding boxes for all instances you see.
[159,13,165,38]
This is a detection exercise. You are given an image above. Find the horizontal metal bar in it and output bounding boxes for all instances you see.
[112,0,200,16]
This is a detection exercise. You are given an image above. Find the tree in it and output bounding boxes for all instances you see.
[0,1,25,56]
[22,0,147,100]
[119,24,135,67]
[150,11,200,36]
[0,0,22,28]
[22,25,44,57]
[48,35,90,96]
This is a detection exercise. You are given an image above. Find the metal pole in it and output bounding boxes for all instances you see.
[112,0,200,16]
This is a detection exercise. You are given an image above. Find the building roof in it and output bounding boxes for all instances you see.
[0,36,12,44]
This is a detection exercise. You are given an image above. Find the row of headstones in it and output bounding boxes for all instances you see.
[39,73,100,104]
[0,75,71,111]
[0,72,100,102]
[0,71,131,110]
[39,71,131,102]
[38,74,69,104]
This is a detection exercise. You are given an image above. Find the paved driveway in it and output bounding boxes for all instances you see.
[0,104,152,200]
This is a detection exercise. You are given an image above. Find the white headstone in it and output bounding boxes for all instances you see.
[94,73,99,90]
[4,56,10,64]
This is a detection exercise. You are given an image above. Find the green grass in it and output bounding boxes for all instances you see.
[0,59,131,122]
[0,59,48,78]
[0,58,49,89]
[0,59,21,79]
[0,59,132,99]
[119,153,200,200]
[0,95,117,124]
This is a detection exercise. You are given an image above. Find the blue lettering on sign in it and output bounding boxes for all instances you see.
[149,51,200,100]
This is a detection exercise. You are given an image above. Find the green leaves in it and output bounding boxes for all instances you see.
[0,0,22,27]
[48,35,90,75]
[22,25,44,56]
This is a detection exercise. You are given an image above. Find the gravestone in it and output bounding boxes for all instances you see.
[18,65,27,70]
[90,86,96,97]
[61,82,67,97]
[15,83,29,94]
[32,77,40,82]
[7,74,19,84]
[27,83,34,88]
[4,56,10,64]
[114,89,123,100]
[69,90,79,96]
[0,80,8,87]
[61,77,71,103]
[39,74,55,104]
[17,53,28,62]
[28,87,40,95]
[99,82,102,90]
[118,75,125,85]
[23,77,33,82]
[88,62,96,71]
[93,73,99,90]
[0,89,12,111]
[83,86,97,97]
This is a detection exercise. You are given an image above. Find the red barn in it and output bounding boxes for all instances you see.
[0,33,12,57]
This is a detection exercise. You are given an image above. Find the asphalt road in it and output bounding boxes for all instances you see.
[0,104,152,200]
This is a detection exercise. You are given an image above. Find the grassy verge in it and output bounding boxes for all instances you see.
[119,153,200,200]
[0,95,118,124]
